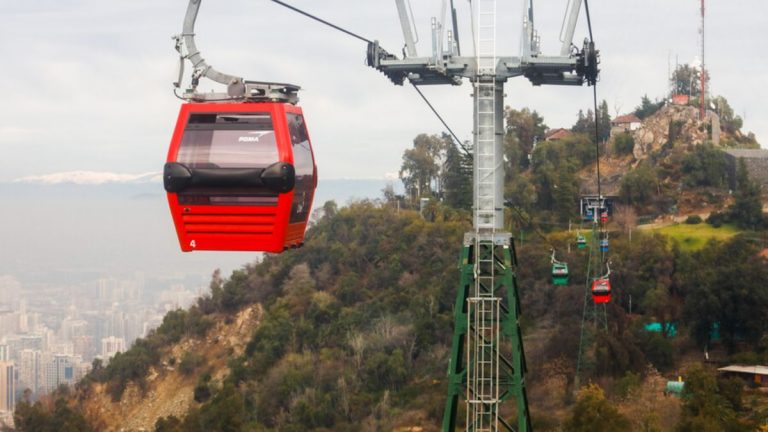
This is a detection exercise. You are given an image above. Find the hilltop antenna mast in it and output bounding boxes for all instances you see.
[367,1,599,430]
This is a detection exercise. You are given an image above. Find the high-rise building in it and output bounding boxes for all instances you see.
[0,361,15,413]
[0,310,19,338]
[100,336,126,360]
[72,335,93,360]
[110,308,126,341]
[60,318,88,342]
[42,354,82,394]
[18,349,42,394]
[4,334,44,363]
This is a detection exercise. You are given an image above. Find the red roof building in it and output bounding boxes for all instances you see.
[545,128,571,141]
[610,113,642,136]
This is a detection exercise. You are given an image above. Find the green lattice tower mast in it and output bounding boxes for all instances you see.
[441,234,531,432]
[366,1,598,430]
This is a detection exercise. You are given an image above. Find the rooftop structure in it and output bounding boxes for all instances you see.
[718,365,768,386]
[723,149,768,188]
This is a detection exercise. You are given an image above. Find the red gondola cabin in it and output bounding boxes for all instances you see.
[164,102,317,253]
[591,278,611,304]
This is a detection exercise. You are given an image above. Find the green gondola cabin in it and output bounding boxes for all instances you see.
[552,262,569,285]
[576,234,587,249]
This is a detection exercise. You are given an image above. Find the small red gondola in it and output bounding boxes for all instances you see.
[591,278,611,304]
[164,102,317,253]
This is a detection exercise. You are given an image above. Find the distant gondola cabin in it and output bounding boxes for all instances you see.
[576,234,587,249]
[583,209,594,222]
[591,278,611,304]
[164,102,317,253]
[552,262,569,286]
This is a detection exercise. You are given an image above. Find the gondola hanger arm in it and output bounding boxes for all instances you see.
[174,0,243,96]
[173,0,299,103]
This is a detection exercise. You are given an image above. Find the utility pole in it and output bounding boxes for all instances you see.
[367,1,598,430]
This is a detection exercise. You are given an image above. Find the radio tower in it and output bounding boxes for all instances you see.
[699,0,706,120]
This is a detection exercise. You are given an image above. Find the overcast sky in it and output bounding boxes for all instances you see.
[1,1,766,183]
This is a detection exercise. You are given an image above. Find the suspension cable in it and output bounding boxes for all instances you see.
[592,87,602,207]
[506,202,558,251]
[575,0,609,385]
[575,222,595,383]
[270,0,471,158]
[411,83,472,155]
[583,0,594,43]
[583,0,606,282]
[583,0,602,211]
[270,0,373,44]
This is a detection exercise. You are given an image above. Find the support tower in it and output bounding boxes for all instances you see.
[367,1,598,430]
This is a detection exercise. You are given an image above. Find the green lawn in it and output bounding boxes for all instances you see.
[655,223,739,251]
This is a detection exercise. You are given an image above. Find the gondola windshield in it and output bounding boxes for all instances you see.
[178,113,277,169]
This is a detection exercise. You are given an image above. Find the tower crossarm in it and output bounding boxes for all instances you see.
[366,43,596,87]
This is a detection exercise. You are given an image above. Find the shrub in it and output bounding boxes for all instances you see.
[193,382,212,403]
[178,352,205,376]
[613,132,635,155]
[706,211,726,228]
[685,215,703,224]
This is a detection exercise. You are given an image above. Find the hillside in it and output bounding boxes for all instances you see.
[15,198,760,432]
[78,305,261,431]
[577,103,762,219]
[14,95,768,431]
[582,103,754,192]
[67,203,470,431]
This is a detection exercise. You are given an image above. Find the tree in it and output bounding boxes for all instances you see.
[563,384,631,432]
[710,95,743,134]
[612,204,637,236]
[505,107,548,169]
[675,364,748,432]
[14,396,95,432]
[613,132,635,155]
[619,162,657,206]
[670,64,706,98]
[399,134,447,201]
[728,159,765,230]
[505,175,536,214]
[597,100,612,143]
[530,140,581,220]
[442,140,472,210]
[682,144,728,188]
[572,109,595,137]
[321,200,338,220]
[610,231,676,319]
[682,237,768,350]
[634,94,665,119]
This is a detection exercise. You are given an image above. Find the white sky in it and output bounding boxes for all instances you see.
[1,1,766,182]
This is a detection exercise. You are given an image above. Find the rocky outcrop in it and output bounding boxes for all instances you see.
[80,304,262,432]
[631,105,710,160]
